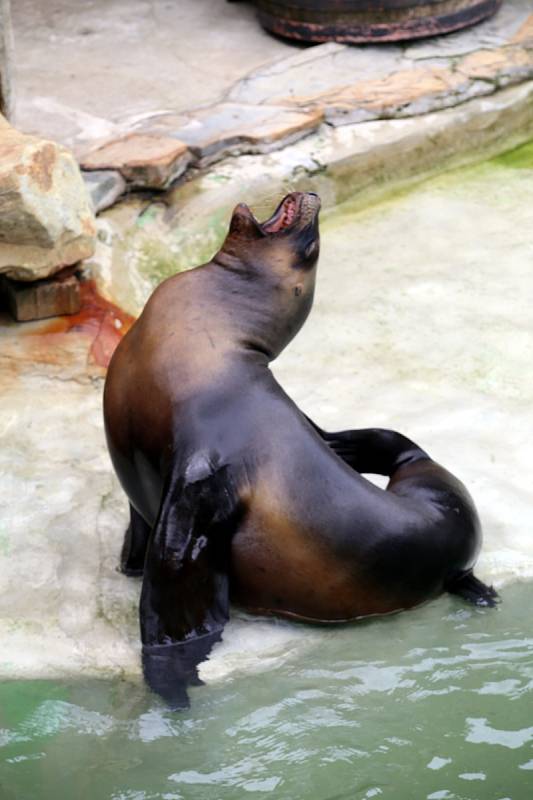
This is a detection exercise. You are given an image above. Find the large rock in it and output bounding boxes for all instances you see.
[0,118,96,281]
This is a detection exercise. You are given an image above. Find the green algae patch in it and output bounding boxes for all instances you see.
[137,239,182,287]
[323,153,533,239]
[0,529,10,556]
[491,139,533,169]
[135,210,228,288]
[88,189,235,314]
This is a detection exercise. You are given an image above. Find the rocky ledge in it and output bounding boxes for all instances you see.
[78,3,533,199]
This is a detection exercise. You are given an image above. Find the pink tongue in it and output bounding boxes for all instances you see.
[264,197,297,232]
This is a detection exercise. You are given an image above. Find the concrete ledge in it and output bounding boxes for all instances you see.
[76,6,533,198]
[94,79,533,313]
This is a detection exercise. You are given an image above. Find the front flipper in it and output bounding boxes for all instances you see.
[120,504,151,577]
[140,455,244,709]
[446,570,500,608]
[306,417,428,476]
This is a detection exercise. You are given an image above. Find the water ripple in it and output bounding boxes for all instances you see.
[465,717,533,749]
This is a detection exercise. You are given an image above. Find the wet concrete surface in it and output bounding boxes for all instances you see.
[1,150,532,680]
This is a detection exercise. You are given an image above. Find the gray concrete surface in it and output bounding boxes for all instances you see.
[11,0,295,147]
[11,0,532,154]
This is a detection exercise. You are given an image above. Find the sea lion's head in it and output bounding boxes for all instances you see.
[215,192,321,359]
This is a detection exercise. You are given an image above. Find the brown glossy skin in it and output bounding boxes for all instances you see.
[104,192,495,706]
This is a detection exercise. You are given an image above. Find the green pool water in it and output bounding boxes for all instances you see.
[1,583,532,800]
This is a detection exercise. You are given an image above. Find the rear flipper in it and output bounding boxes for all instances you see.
[140,454,245,709]
[308,417,499,610]
[306,418,429,476]
[446,571,500,608]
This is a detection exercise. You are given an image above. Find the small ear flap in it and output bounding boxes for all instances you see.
[229,204,262,239]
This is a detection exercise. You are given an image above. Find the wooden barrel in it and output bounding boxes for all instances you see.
[255,1,503,43]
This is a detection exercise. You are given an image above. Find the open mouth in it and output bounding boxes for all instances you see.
[261,194,302,234]
[258,193,320,234]
[230,193,321,238]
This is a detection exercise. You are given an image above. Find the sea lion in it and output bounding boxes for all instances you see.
[103,191,498,708]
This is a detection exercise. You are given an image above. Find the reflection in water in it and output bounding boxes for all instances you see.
[466,718,533,750]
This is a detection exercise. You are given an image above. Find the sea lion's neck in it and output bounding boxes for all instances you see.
[208,253,311,363]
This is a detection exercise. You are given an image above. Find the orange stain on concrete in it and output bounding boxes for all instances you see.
[22,279,135,369]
